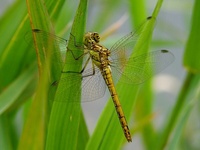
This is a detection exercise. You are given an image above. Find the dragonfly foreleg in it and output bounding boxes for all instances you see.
[62,56,95,78]
[82,60,96,78]
[67,49,89,60]
[70,33,84,48]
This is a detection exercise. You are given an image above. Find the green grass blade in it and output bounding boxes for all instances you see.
[157,1,200,149]
[0,0,27,56]
[0,21,37,113]
[17,0,64,149]
[46,1,65,17]
[167,75,200,150]
[184,0,200,73]
[0,65,35,115]
[152,0,163,18]
[156,74,194,150]
[46,0,89,149]
[0,19,32,90]
[18,80,47,150]
[133,1,165,149]
[128,0,147,27]
[0,1,37,149]
[0,115,13,150]
[77,112,90,149]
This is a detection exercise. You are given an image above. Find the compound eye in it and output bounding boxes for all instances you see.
[84,38,88,45]
[93,32,100,43]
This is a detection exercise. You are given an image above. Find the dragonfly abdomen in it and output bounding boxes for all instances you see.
[102,67,132,142]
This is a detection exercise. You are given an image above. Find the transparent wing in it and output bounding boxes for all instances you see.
[53,65,106,102]
[81,68,106,101]
[25,29,68,49]
[110,49,174,84]
[110,16,154,57]
[108,16,174,84]
[109,17,157,84]
[25,29,85,64]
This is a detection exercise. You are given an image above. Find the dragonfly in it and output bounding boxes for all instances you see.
[26,16,174,142]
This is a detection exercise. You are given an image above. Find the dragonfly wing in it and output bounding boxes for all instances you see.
[81,69,106,102]
[110,16,155,57]
[25,29,85,64]
[109,17,156,85]
[52,65,106,102]
[110,50,174,84]
[25,29,68,48]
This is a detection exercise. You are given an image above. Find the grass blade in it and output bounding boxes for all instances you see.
[157,0,200,149]
[46,0,89,149]
[0,65,36,115]
[184,0,200,73]
[18,0,64,149]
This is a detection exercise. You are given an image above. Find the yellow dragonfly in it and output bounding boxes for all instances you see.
[26,16,174,142]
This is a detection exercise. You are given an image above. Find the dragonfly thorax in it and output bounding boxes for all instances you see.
[89,43,111,69]
[84,32,111,69]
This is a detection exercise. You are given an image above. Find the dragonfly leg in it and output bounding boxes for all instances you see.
[81,60,96,78]
[67,48,89,60]
[51,50,89,86]
[70,33,84,48]
[62,56,96,78]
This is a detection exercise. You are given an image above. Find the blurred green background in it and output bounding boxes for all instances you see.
[0,0,200,150]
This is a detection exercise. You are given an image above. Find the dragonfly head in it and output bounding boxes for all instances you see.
[84,32,100,48]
